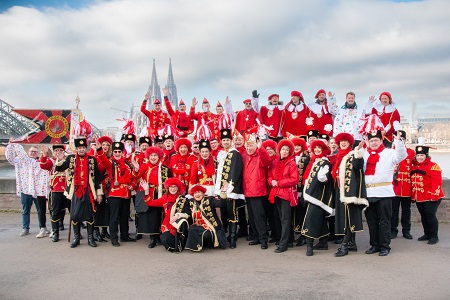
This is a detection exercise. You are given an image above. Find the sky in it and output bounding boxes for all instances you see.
[1,0,449,129]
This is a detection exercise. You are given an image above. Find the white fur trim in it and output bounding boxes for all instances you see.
[303,193,334,216]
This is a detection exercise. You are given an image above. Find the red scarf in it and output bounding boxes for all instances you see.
[332,148,352,180]
[365,144,385,176]
[74,154,89,199]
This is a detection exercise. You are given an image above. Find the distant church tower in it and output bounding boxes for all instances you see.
[146,59,162,109]
[165,58,179,110]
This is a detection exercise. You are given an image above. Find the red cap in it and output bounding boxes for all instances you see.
[175,138,192,152]
[98,136,113,145]
[262,139,277,151]
[291,90,304,101]
[379,92,392,104]
[315,89,326,98]
[243,99,252,104]
[310,140,331,156]
[268,94,279,100]
[145,146,164,159]
[153,98,161,105]
[277,139,294,156]
[291,137,308,152]
[216,101,222,107]
[179,99,185,106]
[335,132,355,146]
[202,98,209,104]
[164,178,185,194]
[189,184,207,196]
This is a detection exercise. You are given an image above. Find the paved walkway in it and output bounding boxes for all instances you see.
[0,212,449,300]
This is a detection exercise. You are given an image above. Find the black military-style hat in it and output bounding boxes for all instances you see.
[112,142,125,151]
[319,133,330,141]
[367,130,383,140]
[220,128,232,140]
[139,136,151,146]
[124,134,136,142]
[307,130,319,138]
[415,145,430,156]
[163,134,174,142]
[154,135,164,144]
[74,138,87,148]
[199,139,211,150]
[52,144,65,151]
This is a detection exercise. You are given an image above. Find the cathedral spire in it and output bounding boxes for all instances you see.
[147,58,162,109]
[165,58,178,110]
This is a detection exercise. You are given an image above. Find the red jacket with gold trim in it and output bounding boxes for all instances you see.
[411,157,444,202]
[393,147,415,197]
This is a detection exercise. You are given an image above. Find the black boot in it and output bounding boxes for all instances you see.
[87,223,97,247]
[101,227,110,239]
[51,220,59,242]
[348,233,357,252]
[70,223,81,248]
[306,238,314,256]
[229,223,237,249]
[93,228,106,242]
[313,236,328,250]
[148,236,157,248]
[296,235,306,246]
[334,243,349,257]
[59,210,65,231]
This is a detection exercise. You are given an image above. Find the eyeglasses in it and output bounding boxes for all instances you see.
[29,150,38,153]
[113,150,122,153]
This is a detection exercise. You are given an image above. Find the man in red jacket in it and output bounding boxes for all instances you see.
[140,93,171,133]
[235,98,258,134]
[391,130,415,240]
[163,88,194,137]
[281,91,315,138]
[242,135,271,249]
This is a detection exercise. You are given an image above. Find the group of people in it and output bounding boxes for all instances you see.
[6,88,444,257]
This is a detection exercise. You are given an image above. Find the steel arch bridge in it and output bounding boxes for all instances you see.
[0,98,102,145]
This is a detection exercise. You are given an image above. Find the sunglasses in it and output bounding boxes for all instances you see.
[113,150,122,153]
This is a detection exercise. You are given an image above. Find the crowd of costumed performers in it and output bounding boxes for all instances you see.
[6,89,444,257]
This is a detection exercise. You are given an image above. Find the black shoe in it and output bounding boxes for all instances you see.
[334,244,349,257]
[261,242,268,250]
[148,238,157,248]
[274,247,286,253]
[52,232,59,242]
[136,234,142,240]
[288,242,294,248]
[379,249,390,256]
[248,240,260,246]
[403,232,413,240]
[121,236,137,242]
[334,238,343,244]
[418,235,430,241]
[101,228,110,240]
[111,239,120,247]
[296,238,306,246]
[313,243,328,250]
[93,229,106,242]
[365,246,380,254]
[306,246,313,256]
[269,238,277,243]
[347,241,358,252]
[390,232,397,239]
[427,237,439,245]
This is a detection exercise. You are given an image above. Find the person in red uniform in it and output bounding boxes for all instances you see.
[161,134,176,167]
[307,89,337,137]
[190,97,217,138]
[391,130,415,240]
[169,138,192,188]
[235,98,258,134]
[96,141,135,246]
[210,138,221,159]
[242,134,272,249]
[140,93,171,133]
[268,139,299,253]
[54,137,103,248]
[281,90,315,138]
[364,92,401,148]
[162,88,193,137]
[257,92,284,141]
[143,177,189,252]
[411,146,444,245]
[189,139,216,196]
[186,141,199,169]
[39,145,69,242]
[131,146,171,248]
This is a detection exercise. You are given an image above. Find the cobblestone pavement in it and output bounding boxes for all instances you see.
[0,212,449,300]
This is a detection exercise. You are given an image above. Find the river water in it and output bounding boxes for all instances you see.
[1,153,450,178]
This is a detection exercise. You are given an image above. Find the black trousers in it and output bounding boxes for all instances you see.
[226,199,238,223]
[416,200,441,239]
[108,197,131,240]
[391,196,412,234]
[275,197,291,250]
[37,196,47,228]
[365,197,392,251]
[50,192,70,222]
[247,197,269,243]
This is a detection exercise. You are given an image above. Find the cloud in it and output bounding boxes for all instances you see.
[0,0,449,129]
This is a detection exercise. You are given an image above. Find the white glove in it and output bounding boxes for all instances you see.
[125,143,132,154]
[317,165,329,182]
[384,124,391,132]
